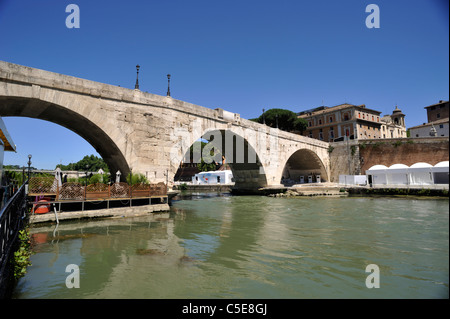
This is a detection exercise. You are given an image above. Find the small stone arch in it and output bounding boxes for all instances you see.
[279,148,329,185]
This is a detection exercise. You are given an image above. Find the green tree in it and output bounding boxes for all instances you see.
[256,108,307,133]
[185,141,221,172]
[56,155,109,172]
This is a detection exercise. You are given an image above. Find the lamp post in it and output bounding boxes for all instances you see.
[134,64,140,90]
[166,74,171,97]
[27,154,32,183]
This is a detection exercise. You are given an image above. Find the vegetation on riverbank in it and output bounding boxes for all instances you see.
[12,227,33,280]
[346,187,448,197]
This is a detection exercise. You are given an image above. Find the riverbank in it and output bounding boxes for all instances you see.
[346,186,449,197]
[268,185,449,198]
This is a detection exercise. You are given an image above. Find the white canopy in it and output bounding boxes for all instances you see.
[367,161,449,186]
[366,164,388,173]
[432,161,449,173]
[366,165,388,185]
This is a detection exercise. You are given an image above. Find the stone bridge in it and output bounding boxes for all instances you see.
[0,61,330,191]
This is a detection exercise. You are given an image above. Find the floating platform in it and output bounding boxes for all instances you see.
[29,202,170,224]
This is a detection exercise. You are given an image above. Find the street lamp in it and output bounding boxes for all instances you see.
[27,154,32,183]
[166,74,171,97]
[135,64,140,90]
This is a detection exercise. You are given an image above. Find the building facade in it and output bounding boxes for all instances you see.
[298,103,406,142]
[379,106,407,138]
[426,100,449,123]
[409,100,449,138]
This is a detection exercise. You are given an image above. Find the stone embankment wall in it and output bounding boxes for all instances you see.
[328,140,361,182]
[329,137,449,182]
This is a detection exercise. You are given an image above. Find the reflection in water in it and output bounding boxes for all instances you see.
[14,195,449,299]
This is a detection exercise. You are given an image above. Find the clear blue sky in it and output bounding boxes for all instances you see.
[0,0,448,169]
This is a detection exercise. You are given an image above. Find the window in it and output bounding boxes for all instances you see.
[372,116,374,121]
[308,121,312,127]
[318,119,322,125]
[319,129,323,140]
[437,113,441,119]
[329,116,333,123]
[330,131,334,139]
[309,131,313,138]
[439,124,444,129]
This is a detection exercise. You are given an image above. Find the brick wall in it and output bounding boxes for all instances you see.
[359,137,449,173]
[329,137,449,181]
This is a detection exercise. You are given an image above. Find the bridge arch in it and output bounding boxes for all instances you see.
[0,95,130,180]
[174,127,268,190]
[279,148,329,185]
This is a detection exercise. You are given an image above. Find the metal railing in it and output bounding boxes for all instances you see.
[0,182,28,296]
[28,177,167,201]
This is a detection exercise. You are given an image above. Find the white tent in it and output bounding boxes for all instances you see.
[192,170,234,185]
[432,161,449,184]
[386,164,409,185]
[409,162,433,185]
[366,164,388,185]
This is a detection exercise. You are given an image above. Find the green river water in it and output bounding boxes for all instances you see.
[13,194,449,299]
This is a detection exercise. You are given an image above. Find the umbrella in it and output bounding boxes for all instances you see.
[51,167,62,192]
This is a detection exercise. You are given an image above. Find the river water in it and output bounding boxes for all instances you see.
[13,194,449,299]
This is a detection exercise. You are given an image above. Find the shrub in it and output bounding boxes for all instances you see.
[126,173,149,185]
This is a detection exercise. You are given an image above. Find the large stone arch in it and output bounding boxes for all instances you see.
[279,148,329,185]
[0,93,130,180]
[173,125,268,190]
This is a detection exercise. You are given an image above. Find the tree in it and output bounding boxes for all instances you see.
[256,108,307,133]
[184,141,221,172]
[56,155,110,172]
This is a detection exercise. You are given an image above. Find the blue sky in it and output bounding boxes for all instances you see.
[0,0,448,169]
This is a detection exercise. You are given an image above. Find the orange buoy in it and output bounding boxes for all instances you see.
[34,200,51,214]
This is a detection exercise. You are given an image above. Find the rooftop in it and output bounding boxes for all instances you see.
[424,100,449,109]
[298,103,381,117]
[408,117,449,130]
